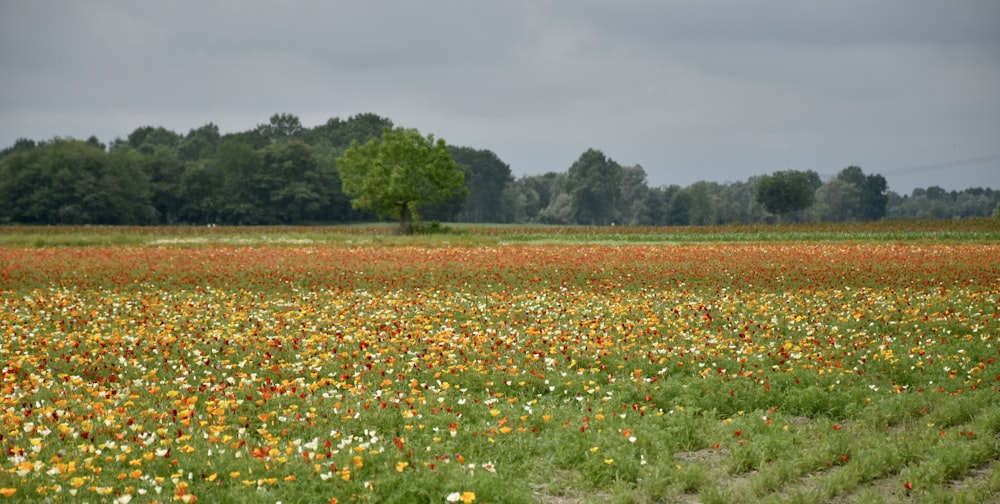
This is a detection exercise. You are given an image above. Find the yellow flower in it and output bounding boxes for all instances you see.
[0,488,17,498]
[460,491,476,504]
[396,461,409,472]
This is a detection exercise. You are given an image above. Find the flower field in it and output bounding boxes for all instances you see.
[1,239,998,503]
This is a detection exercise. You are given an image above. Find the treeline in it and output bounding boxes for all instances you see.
[1,112,997,225]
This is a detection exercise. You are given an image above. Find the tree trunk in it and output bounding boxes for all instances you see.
[399,201,412,234]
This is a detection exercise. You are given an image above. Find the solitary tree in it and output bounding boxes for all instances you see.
[755,170,817,223]
[337,126,466,233]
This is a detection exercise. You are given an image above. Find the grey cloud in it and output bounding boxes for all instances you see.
[1,0,998,193]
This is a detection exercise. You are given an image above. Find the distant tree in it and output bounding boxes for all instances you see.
[566,148,623,225]
[127,126,182,154]
[835,166,888,220]
[85,135,106,151]
[141,150,185,224]
[257,113,304,143]
[178,123,221,161]
[619,165,652,225]
[506,176,548,222]
[518,172,561,217]
[177,159,223,223]
[887,186,1000,220]
[449,146,513,223]
[342,113,393,146]
[716,178,766,224]
[0,138,37,157]
[499,184,529,223]
[337,126,466,233]
[0,139,155,224]
[215,139,265,224]
[664,185,693,226]
[537,192,575,224]
[755,170,817,223]
[260,140,328,223]
[687,181,723,225]
[309,144,362,222]
[536,173,572,224]
[642,186,668,226]
[811,178,861,222]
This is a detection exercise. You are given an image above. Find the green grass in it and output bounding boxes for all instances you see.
[1,218,998,247]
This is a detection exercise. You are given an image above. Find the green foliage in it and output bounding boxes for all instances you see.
[835,165,888,221]
[755,170,818,222]
[0,139,156,224]
[567,148,623,225]
[2,113,998,227]
[337,126,467,233]
[448,146,513,223]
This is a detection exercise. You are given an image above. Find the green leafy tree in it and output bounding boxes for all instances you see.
[811,178,861,222]
[138,150,185,224]
[309,144,363,222]
[536,173,573,224]
[449,146,513,223]
[618,165,653,225]
[716,178,767,224]
[0,139,154,224]
[663,185,690,226]
[836,166,888,221]
[216,139,265,224]
[566,148,623,225]
[257,113,304,143]
[337,126,466,233]
[260,140,327,223]
[687,181,723,225]
[177,159,223,223]
[311,113,393,148]
[127,126,182,154]
[755,170,817,223]
[517,172,560,220]
[178,123,221,161]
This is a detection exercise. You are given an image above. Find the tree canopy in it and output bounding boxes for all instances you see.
[2,112,996,227]
[755,170,818,222]
[336,126,466,233]
[566,148,623,225]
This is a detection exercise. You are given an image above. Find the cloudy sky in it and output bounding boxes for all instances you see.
[2,1,998,194]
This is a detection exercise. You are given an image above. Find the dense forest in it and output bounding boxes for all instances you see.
[2,112,998,226]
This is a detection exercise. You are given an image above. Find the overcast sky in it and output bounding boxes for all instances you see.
[2,1,998,194]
